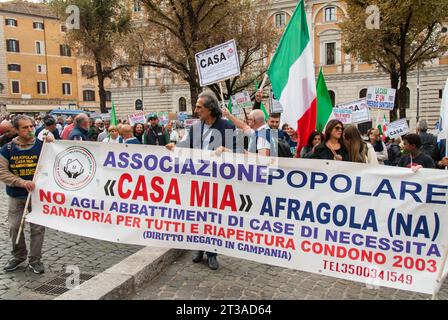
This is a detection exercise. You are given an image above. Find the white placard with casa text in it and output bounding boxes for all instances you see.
[195,40,241,87]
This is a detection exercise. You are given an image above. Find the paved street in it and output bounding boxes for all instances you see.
[0,182,142,300]
[131,251,448,300]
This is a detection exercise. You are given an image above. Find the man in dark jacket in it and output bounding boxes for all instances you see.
[144,114,168,146]
[417,120,437,158]
[68,114,89,141]
[166,91,236,270]
[35,115,61,141]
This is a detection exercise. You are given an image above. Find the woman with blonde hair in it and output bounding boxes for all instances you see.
[103,126,123,143]
[344,125,377,164]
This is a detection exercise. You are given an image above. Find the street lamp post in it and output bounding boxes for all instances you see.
[416,63,420,124]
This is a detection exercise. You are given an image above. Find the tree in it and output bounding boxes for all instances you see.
[50,0,133,113]
[133,0,278,109]
[340,0,448,120]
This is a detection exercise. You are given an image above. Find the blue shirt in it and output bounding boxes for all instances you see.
[0,139,43,198]
[124,137,141,144]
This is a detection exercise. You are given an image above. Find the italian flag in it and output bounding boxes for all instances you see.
[267,0,316,154]
[110,101,118,127]
[377,114,388,141]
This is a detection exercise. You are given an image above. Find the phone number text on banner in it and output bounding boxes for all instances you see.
[27,141,448,295]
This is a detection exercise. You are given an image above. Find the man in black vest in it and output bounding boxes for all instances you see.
[144,114,168,146]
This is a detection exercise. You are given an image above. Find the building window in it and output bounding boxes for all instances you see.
[81,65,95,77]
[6,39,20,53]
[275,13,286,28]
[8,64,21,72]
[61,24,67,32]
[328,90,336,107]
[105,91,112,102]
[37,81,47,94]
[359,88,368,98]
[37,64,46,73]
[60,44,71,57]
[11,80,20,94]
[5,18,17,27]
[61,67,73,74]
[62,83,72,95]
[35,41,44,55]
[33,22,44,30]
[325,42,336,65]
[133,0,142,12]
[440,89,444,99]
[83,90,96,101]
[324,7,336,22]
[179,97,187,112]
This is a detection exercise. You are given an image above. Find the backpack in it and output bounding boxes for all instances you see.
[256,129,293,158]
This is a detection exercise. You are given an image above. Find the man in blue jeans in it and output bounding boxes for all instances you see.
[166,92,237,270]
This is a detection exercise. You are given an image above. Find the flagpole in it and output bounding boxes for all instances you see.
[15,133,49,245]
[260,74,269,92]
[219,82,225,106]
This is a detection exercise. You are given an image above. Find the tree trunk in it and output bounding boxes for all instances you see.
[95,60,107,114]
[398,68,408,119]
[389,71,400,122]
[188,80,201,117]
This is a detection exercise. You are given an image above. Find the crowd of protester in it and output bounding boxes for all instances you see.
[0,90,447,274]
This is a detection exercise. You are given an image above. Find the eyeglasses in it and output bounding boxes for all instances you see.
[334,126,343,131]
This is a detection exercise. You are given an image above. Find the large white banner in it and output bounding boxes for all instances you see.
[28,141,448,294]
[195,40,241,87]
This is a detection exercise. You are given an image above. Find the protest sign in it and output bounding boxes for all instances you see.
[195,40,241,87]
[231,91,252,115]
[366,87,396,110]
[128,112,146,126]
[336,99,371,124]
[386,119,409,139]
[332,108,353,124]
[168,113,177,121]
[28,141,448,295]
[178,112,189,122]
[269,88,284,113]
[184,119,200,127]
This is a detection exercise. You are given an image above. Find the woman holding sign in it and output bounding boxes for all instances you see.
[367,128,388,165]
[310,120,349,161]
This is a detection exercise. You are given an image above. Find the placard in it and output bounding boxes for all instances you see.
[336,99,371,124]
[128,112,146,126]
[386,118,409,138]
[270,88,284,113]
[231,91,252,115]
[366,87,396,110]
[332,108,353,124]
[195,40,241,86]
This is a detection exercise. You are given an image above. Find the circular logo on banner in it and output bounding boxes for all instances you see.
[54,146,96,191]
